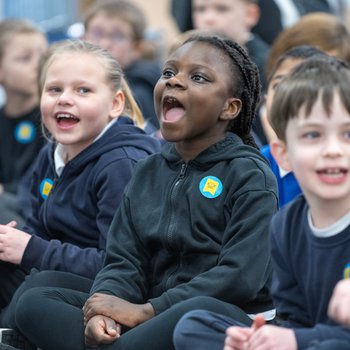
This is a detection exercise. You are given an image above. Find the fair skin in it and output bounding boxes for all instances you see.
[226,93,350,349]
[0,32,47,116]
[272,93,350,228]
[82,39,242,346]
[261,57,304,143]
[192,0,260,46]
[0,51,124,265]
[328,279,350,327]
[41,52,124,161]
[84,12,142,69]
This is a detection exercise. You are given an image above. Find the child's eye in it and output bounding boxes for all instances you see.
[162,69,175,78]
[344,130,350,139]
[215,4,230,13]
[78,87,90,93]
[46,86,61,93]
[191,74,208,83]
[16,54,31,63]
[302,131,320,139]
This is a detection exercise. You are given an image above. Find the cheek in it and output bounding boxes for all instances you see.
[153,83,163,111]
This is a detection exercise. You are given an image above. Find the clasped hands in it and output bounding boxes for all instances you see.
[82,293,155,347]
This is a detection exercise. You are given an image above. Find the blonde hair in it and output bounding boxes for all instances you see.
[39,39,144,128]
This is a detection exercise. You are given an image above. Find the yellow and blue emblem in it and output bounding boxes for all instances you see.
[40,178,53,199]
[344,262,350,279]
[199,176,223,199]
[15,121,36,144]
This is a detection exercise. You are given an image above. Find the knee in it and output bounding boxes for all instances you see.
[15,287,42,330]
[173,310,201,350]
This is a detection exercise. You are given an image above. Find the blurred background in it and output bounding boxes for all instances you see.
[0,0,178,44]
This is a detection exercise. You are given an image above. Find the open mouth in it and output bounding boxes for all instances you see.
[162,96,185,122]
[317,167,348,184]
[317,168,347,175]
[55,113,80,127]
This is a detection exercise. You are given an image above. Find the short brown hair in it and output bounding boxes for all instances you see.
[265,13,350,79]
[270,56,350,141]
[0,18,44,60]
[83,0,146,42]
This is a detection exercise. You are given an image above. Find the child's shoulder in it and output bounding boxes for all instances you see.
[271,195,307,237]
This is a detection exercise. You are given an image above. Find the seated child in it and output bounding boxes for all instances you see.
[173,55,350,350]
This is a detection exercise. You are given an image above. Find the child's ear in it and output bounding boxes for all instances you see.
[220,98,242,121]
[110,90,125,119]
[245,3,260,29]
[270,139,293,172]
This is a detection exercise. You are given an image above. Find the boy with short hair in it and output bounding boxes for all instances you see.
[174,55,350,350]
[0,19,48,225]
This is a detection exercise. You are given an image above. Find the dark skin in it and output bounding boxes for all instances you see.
[83,294,154,347]
[83,40,243,347]
[154,41,242,162]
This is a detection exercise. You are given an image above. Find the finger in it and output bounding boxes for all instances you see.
[105,318,118,337]
[251,314,265,331]
[6,221,17,228]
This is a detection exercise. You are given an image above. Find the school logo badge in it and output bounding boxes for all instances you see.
[344,262,350,279]
[199,176,223,199]
[15,121,36,144]
[40,178,53,199]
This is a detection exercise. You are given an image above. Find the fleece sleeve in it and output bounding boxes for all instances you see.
[21,157,137,279]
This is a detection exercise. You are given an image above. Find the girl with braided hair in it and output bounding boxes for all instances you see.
[9,34,278,350]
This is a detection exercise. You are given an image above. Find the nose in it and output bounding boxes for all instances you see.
[165,74,186,89]
[322,135,344,157]
[197,9,218,28]
[57,90,74,106]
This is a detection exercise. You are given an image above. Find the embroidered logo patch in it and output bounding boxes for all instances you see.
[15,121,36,144]
[40,178,53,199]
[344,262,350,279]
[199,176,223,199]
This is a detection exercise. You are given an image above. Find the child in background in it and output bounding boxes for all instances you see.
[261,12,350,145]
[264,12,350,81]
[10,34,277,350]
[83,0,161,134]
[0,39,160,328]
[0,19,48,225]
[174,55,350,350]
[261,45,326,207]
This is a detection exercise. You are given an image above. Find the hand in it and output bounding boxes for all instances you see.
[224,314,265,350]
[328,279,350,326]
[83,293,155,328]
[84,315,121,347]
[246,325,297,350]
[0,221,31,264]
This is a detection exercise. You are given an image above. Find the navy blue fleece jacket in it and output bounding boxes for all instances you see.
[21,116,161,279]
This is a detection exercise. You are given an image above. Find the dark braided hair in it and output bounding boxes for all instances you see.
[184,34,261,149]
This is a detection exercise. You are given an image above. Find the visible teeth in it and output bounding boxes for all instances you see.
[324,169,342,174]
[57,113,73,119]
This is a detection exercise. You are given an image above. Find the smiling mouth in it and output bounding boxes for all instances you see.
[162,96,185,122]
[56,113,80,127]
[317,168,347,175]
